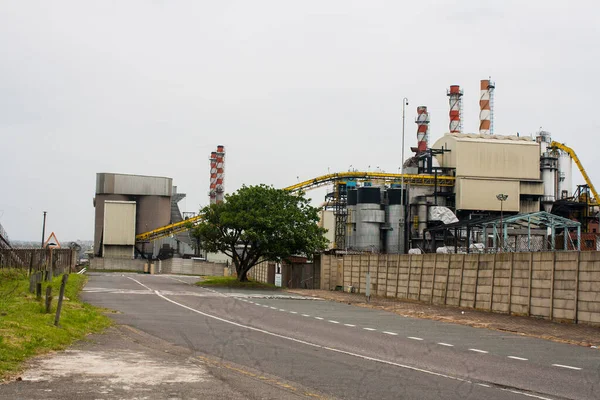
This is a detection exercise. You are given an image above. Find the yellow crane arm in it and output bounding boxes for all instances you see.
[284,171,455,192]
[550,141,599,203]
[135,215,204,241]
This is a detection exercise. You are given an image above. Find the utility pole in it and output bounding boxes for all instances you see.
[399,98,409,254]
[41,211,47,248]
[496,194,508,251]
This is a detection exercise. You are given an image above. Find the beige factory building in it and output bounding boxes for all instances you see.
[432,133,544,214]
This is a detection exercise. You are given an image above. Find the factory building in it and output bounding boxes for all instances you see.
[317,79,596,254]
[93,173,193,258]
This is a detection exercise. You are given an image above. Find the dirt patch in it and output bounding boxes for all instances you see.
[287,289,600,348]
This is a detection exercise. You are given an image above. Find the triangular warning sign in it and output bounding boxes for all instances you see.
[44,232,61,249]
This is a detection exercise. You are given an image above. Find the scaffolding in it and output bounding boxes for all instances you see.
[425,211,581,253]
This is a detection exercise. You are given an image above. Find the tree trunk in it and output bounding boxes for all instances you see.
[238,268,249,282]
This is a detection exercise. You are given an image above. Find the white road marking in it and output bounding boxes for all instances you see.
[302,314,310,317]
[552,364,582,370]
[344,324,356,327]
[383,331,398,336]
[328,320,339,324]
[363,328,376,331]
[315,317,324,320]
[130,280,555,400]
[289,311,298,314]
[508,356,528,361]
[126,277,153,291]
[262,305,269,308]
[477,383,491,388]
[270,307,277,310]
[469,349,489,354]
[408,337,423,341]
[438,343,454,347]
[279,309,286,312]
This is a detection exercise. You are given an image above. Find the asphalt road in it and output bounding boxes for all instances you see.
[82,273,600,400]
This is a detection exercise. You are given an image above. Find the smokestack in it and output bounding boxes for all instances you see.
[415,106,430,153]
[209,151,217,205]
[447,85,463,133]
[479,79,495,135]
[215,145,225,203]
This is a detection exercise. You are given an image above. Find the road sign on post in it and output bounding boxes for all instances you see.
[275,263,282,287]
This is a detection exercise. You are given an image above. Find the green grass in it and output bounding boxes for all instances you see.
[0,269,111,381]
[196,276,279,289]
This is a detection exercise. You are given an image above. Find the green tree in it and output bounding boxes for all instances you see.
[191,185,328,282]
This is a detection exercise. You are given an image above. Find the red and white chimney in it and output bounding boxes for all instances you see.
[215,145,225,204]
[447,85,463,133]
[209,151,217,205]
[479,79,495,135]
[415,106,430,153]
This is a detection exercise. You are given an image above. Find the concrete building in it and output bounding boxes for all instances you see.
[432,133,544,214]
[102,201,136,258]
[94,173,173,257]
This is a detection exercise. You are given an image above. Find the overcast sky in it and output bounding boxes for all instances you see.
[1,1,599,241]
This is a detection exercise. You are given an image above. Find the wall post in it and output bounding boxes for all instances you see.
[508,252,514,315]
[489,253,497,311]
[430,253,438,304]
[527,252,533,316]
[443,255,451,305]
[395,254,401,299]
[574,251,580,323]
[550,251,556,320]
[406,255,412,299]
[473,254,481,309]
[458,254,466,307]
[417,255,425,301]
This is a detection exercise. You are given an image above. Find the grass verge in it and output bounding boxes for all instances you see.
[0,269,111,381]
[196,276,278,289]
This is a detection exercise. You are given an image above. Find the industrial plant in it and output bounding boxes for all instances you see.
[90,79,598,263]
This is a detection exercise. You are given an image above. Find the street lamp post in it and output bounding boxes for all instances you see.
[41,211,47,249]
[496,194,508,251]
[399,97,409,254]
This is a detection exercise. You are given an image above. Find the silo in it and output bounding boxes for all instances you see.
[557,151,573,199]
[346,189,358,249]
[386,188,404,253]
[355,187,384,252]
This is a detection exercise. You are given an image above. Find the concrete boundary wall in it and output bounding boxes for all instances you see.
[159,258,226,276]
[321,252,600,327]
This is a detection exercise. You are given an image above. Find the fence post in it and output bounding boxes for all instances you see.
[45,286,53,313]
[54,274,69,326]
[406,255,412,299]
[527,252,534,316]
[473,254,481,309]
[417,255,425,301]
[444,255,452,305]
[508,253,514,315]
[550,252,556,320]
[458,254,466,307]
[489,253,497,311]
[36,282,42,300]
[384,254,390,298]
[574,251,580,323]
[394,254,401,299]
[430,254,438,304]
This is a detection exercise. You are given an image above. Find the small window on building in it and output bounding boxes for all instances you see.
[585,240,594,248]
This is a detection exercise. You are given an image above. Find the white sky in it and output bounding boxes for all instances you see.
[1,0,599,241]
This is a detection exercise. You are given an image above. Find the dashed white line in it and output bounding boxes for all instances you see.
[328,320,339,324]
[477,383,491,388]
[126,278,556,400]
[315,317,324,320]
[269,307,277,310]
[278,309,286,312]
[289,311,298,314]
[363,328,376,331]
[302,314,310,317]
[438,343,454,347]
[469,349,489,354]
[262,305,269,308]
[383,331,398,336]
[552,364,582,370]
[408,337,424,341]
[508,356,528,361]
[344,324,356,327]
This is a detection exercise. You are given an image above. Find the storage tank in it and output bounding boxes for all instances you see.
[355,187,384,252]
[537,131,558,211]
[385,188,404,254]
[557,151,573,199]
[346,189,358,249]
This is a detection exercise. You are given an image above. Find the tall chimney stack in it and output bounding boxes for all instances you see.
[479,79,495,135]
[209,151,217,205]
[415,106,430,153]
[215,145,225,204]
[447,85,463,133]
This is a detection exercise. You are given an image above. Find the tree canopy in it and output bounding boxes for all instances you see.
[191,185,328,281]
